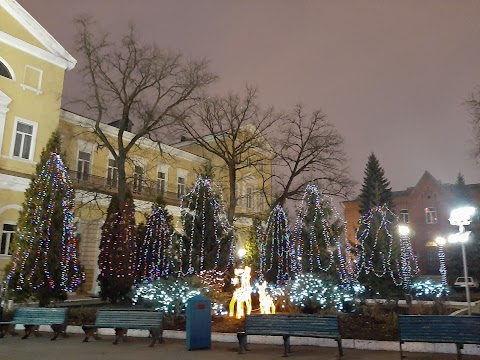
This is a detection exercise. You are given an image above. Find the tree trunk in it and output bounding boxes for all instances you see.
[227,166,237,224]
[117,154,127,207]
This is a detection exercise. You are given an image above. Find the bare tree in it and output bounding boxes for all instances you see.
[74,16,216,206]
[269,104,354,206]
[177,86,280,223]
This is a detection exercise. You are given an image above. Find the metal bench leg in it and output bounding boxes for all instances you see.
[337,337,343,359]
[456,343,463,360]
[51,324,67,341]
[237,332,247,354]
[282,335,290,357]
[22,325,35,339]
[399,341,404,360]
[149,328,164,347]
[113,328,127,345]
[0,324,14,338]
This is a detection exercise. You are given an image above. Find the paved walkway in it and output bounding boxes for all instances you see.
[0,333,478,360]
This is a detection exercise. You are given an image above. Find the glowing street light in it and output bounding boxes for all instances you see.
[237,248,247,258]
[448,206,475,315]
[435,236,447,288]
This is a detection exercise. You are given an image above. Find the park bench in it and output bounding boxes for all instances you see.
[237,314,343,357]
[398,315,480,360]
[82,308,164,346]
[0,307,68,340]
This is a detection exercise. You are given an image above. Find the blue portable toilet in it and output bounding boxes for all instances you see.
[186,295,211,350]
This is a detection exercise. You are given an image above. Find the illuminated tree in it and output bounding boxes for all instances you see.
[97,192,137,303]
[7,133,84,306]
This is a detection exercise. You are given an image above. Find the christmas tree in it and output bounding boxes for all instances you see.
[7,132,84,306]
[260,204,293,284]
[137,203,175,282]
[97,192,137,303]
[179,177,234,274]
[292,184,348,283]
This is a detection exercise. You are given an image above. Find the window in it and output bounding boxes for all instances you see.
[399,209,409,224]
[107,159,118,187]
[157,171,166,195]
[77,151,91,181]
[12,120,35,160]
[177,176,186,198]
[258,162,265,172]
[1,224,15,256]
[425,207,437,224]
[246,187,253,209]
[133,165,144,193]
[257,193,265,211]
[21,65,42,94]
[0,61,12,79]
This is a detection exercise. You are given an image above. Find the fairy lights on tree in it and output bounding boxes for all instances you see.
[179,177,235,275]
[137,205,174,282]
[97,192,137,303]
[7,146,84,306]
[292,184,349,283]
[260,204,294,284]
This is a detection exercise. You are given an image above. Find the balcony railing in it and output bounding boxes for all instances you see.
[67,170,182,205]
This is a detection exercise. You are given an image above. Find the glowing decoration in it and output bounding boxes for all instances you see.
[435,237,447,288]
[292,184,349,285]
[260,205,293,284]
[229,266,252,319]
[410,280,449,299]
[258,281,275,314]
[7,152,84,304]
[237,248,247,258]
[137,206,174,282]
[179,177,235,275]
[197,269,226,294]
[355,205,418,289]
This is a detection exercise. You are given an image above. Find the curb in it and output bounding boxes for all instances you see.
[26,325,480,356]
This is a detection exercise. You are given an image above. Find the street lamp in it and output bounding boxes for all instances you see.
[434,236,447,288]
[448,206,475,316]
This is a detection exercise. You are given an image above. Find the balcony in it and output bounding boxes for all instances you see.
[67,170,182,206]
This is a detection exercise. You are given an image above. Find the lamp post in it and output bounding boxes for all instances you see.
[434,236,447,289]
[448,206,475,316]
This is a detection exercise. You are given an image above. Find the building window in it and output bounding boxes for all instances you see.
[107,159,118,187]
[425,207,437,224]
[399,209,409,224]
[257,193,265,211]
[133,165,144,193]
[177,176,186,198]
[246,187,253,209]
[12,120,36,160]
[157,171,166,195]
[258,162,265,172]
[0,61,12,79]
[77,151,91,181]
[1,224,15,256]
[21,65,43,94]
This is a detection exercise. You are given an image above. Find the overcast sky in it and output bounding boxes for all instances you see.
[18,0,480,196]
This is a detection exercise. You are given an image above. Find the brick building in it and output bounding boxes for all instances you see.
[343,171,480,275]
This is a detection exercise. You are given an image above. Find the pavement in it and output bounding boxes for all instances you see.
[0,332,478,360]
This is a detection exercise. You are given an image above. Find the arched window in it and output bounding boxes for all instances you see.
[0,61,12,79]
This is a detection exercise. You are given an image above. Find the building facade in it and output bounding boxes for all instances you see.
[0,0,271,294]
[343,171,480,276]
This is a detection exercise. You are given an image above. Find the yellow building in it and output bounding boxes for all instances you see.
[0,0,76,278]
[0,0,271,294]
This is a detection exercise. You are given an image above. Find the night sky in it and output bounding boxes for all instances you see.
[17,0,480,196]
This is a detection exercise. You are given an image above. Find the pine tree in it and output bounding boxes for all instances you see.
[179,177,234,274]
[260,204,293,284]
[7,132,84,306]
[137,202,175,282]
[97,192,137,303]
[355,154,400,297]
[293,184,347,282]
[358,153,393,215]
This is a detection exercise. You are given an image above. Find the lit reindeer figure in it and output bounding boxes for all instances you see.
[229,266,252,319]
[258,281,276,315]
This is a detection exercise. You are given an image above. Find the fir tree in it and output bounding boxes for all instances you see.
[97,191,137,303]
[179,177,234,274]
[7,132,84,306]
[358,153,393,215]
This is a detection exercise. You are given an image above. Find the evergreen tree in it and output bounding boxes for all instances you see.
[137,202,175,282]
[179,177,234,274]
[293,184,347,282]
[7,132,84,306]
[358,153,393,215]
[356,154,400,297]
[244,215,265,276]
[260,204,293,284]
[97,191,137,303]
